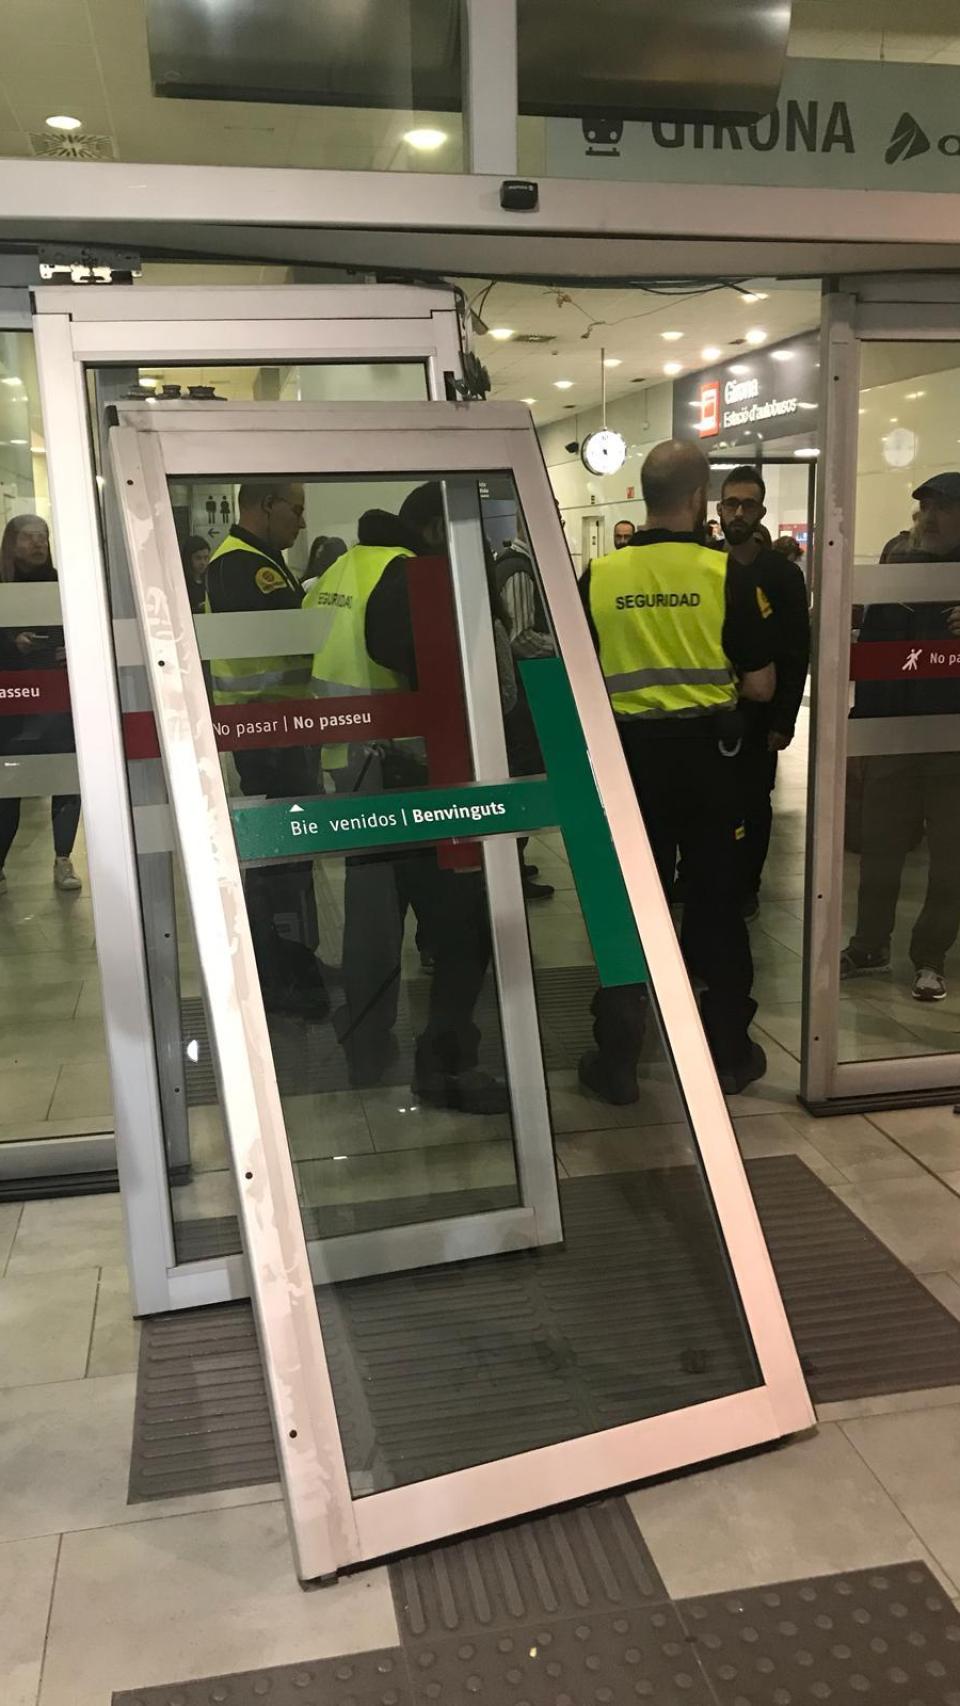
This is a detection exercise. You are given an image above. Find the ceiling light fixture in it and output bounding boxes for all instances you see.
[729,364,751,376]
[905,390,926,399]
[663,361,683,376]
[553,379,574,389]
[402,127,447,151]
[138,376,159,389]
[793,447,819,458]
[770,349,795,361]
[521,397,536,405]
[701,346,721,362]
[10,438,27,445]
[488,327,515,341]
[745,328,767,346]
[603,356,622,367]
[661,331,683,342]
[1,376,22,387]
[45,114,82,132]
[741,291,768,303]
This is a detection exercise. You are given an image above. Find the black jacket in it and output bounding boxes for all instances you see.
[728,547,810,741]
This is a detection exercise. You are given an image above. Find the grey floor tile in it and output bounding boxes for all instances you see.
[0,1533,60,1706]
[843,1405,960,1593]
[87,1265,141,1379]
[0,1203,22,1275]
[40,1503,397,1706]
[867,1104,960,1179]
[628,1424,938,1600]
[6,1193,127,1277]
[0,1267,98,1387]
[830,1174,960,1275]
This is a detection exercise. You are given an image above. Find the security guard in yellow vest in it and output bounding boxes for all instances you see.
[205,480,329,1019]
[306,488,505,1114]
[579,439,775,1102]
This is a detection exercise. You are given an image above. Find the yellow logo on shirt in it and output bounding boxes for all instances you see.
[756,586,773,619]
[255,565,286,595]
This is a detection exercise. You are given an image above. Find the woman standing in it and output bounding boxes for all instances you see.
[0,514,82,892]
[181,535,210,614]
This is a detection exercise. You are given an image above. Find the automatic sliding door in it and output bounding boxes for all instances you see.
[805,306,960,1108]
[109,399,810,1578]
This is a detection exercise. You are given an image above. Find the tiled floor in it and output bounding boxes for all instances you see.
[2,731,960,1701]
[0,806,114,1144]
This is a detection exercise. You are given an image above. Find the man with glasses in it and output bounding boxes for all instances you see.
[718,466,810,920]
[205,480,330,1019]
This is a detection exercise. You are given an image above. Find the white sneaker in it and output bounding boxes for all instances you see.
[53,858,82,892]
[912,966,946,1002]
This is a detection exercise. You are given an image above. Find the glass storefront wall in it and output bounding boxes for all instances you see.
[0,330,114,1152]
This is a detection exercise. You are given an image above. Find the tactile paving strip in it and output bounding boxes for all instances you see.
[677,1559,960,1705]
[112,1646,413,1705]
[389,1496,667,1645]
[404,1603,713,1704]
[133,1158,960,1503]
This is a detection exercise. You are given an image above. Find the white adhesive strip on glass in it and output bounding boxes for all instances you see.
[193,609,336,660]
[0,752,80,797]
[846,713,959,758]
[852,562,960,603]
[0,584,63,626]
[112,618,143,668]
[132,801,175,854]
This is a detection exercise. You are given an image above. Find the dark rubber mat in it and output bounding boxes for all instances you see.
[112,1647,413,1704]
[172,1183,518,1265]
[181,965,599,1107]
[748,1154,960,1403]
[131,1159,960,1505]
[389,1496,667,1644]
[677,1559,960,1705]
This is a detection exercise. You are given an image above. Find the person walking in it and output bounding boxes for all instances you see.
[578,440,775,1102]
[717,466,810,919]
[0,514,82,893]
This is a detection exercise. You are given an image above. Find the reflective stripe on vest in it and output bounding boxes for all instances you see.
[303,543,412,768]
[204,533,310,704]
[588,541,736,721]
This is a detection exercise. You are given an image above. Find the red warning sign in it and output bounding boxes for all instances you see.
[850,640,960,681]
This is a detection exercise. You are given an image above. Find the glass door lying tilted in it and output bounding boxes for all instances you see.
[110,400,811,1581]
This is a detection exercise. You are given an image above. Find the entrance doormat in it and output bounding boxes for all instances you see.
[130,1157,960,1505]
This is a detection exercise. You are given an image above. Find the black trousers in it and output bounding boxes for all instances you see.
[740,743,778,899]
[852,752,960,973]
[0,794,81,865]
[340,851,492,1085]
[593,732,756,1073]
[234,746,322,995]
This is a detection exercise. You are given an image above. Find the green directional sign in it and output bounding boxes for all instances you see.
[232,776,559,861]
[228,655,647,990]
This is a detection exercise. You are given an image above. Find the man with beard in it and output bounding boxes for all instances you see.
[578,439,775,1102]
[841,473,960,1002]
[717,465,810,920]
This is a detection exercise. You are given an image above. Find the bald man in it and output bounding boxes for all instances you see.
[579,439,775,1101]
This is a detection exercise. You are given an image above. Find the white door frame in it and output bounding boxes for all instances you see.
[32,284,468,1312]
[802,276,960,1110]
[110,396,812,1581]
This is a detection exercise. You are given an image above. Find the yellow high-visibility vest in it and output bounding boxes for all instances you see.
[588,540,736,721]
[304,544,411,697]
[204,533,310,705]
[303,543,412,770]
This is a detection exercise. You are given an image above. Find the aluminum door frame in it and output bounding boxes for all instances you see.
[110,397,812,1580]
[802,279,960,1111]
[31,284,466,1313]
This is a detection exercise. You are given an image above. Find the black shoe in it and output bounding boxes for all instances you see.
[840,945,891,978]
[412,1066,509,1115]
[742,894,760,922]
[577,1048,639,1106]
[523,862,540,878]
[718,1041,767,1096]
[265,983,330,1021]
[522,877,555,901]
